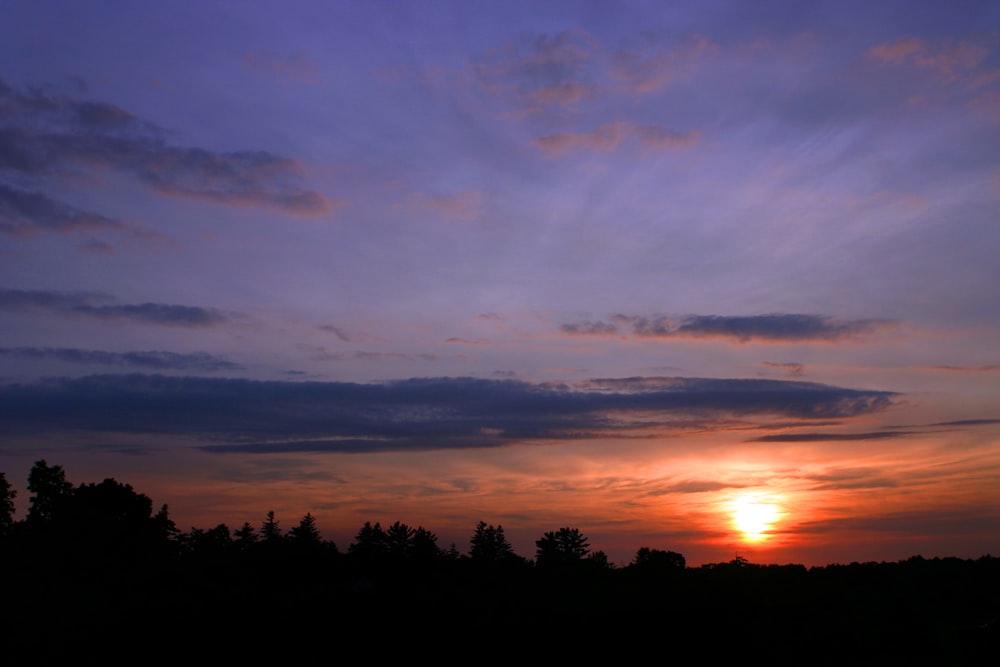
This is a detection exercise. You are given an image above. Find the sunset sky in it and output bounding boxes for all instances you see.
[2,0,999,566]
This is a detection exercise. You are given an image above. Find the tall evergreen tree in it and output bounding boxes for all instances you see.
[289,513,322,546]
[410,526,442,561]
[0,471,15,535]
[470,521,515,562]
[234,521,258,549]
[349,521,387,561]
[261,510,282,542]
[385,521,415,558]
[535,527,590,566]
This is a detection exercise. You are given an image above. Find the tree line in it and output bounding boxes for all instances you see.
[0,460,684,570]
[1,461,998,663]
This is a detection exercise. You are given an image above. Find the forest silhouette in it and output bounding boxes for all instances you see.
[1,461,997,664]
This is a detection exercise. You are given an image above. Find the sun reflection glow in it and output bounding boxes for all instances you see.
[731,493,782,542]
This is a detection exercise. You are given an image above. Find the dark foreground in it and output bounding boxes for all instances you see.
[2,463,998,664]
[5,546,999,665]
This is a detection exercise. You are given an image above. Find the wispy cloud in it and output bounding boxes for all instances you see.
[533,121,700,155]
[645,478,743,496]
[0,287,112,310]
[399,191,483,220]
[444,337,491,346]
[0,77,334,228]
[801,466,899,491]
[472,30,599,114]
[242,52,321,84]
[610,34,714,94]
[0,347,241,371]
[302,346,468,363]
[0,183,125,236]
[869,36,991,79]
[763,361,805,377]
[561,313,893,342]
[317,325,352,342]
[926,419,1000,427]
[0,374,896,453]
[922,364,1000,374]
[0,288,230,327]
[750,431,909,443]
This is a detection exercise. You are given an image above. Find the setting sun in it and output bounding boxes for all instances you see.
[731,493,783,542]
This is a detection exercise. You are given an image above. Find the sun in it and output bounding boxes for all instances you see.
[731,493,782,542]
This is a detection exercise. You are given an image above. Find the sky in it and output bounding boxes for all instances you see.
[1,0,999,566]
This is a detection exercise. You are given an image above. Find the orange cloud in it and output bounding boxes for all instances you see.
[611,34,714,94]
[444,337,491,346]
[534,122,700,156]
[472,30,600,114]
[869,36,925,63]
[400,191,483,220]
[869,36,991,79]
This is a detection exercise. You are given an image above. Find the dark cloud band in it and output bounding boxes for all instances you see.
[0,288,229,327]
[0,373,896,453]
[0,347,240,371]
[0,76,333,233]
[561,313,893,342]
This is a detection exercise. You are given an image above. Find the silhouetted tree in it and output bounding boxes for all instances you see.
[470,521,515,562]
[632,547,686,571]
[72,478,154,527]
[261,510,282,542]
[349,521,387,561]
[0,471,14,535]
[153,504,179,541]
[587,550,612,569]
[234,521,258,549]
[183,523,232,555]
[385,520,416,558]
[535,527,590,567]
[26,459,72,524]
[289,513,322,546]
[410,526,442,562]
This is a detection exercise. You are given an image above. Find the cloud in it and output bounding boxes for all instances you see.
[0,347,241,371]
[77,239,117,255]
[0,77,334,225]
[533,121,700,156]
[610,34,714,94]
[0,287,112,311]
[318,325,352,342]
[561,313,892,342]
[242,52,321,84]
[0,374,896,453]
[750,431,909,443]
[560,320,620,336]
[923,365,1000,374]
[444,337,490,346]
[868,36,925,63]
[794,508,1000,538]
[926,419,1000,427]
[646,479,743,496]
[472,30,599,114]
[869,36,991,79]
[399,191,483,220]
[74,303,229,326]
[0,183,125,236]
[303,346,469,363]
[763,361,805,377]
[802,467,898,491]
[0,288,230,327]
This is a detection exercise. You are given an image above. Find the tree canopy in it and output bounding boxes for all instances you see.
[535,527,590,567]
